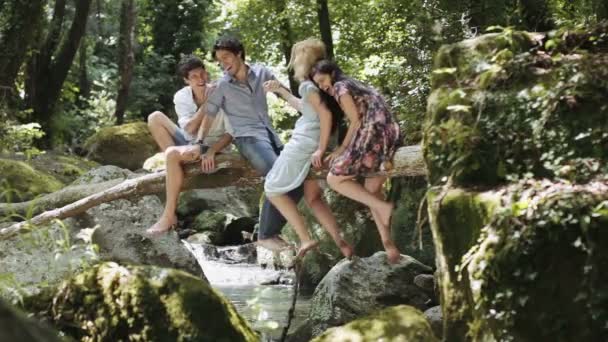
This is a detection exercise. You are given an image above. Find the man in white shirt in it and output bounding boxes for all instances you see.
[146,55,233,235]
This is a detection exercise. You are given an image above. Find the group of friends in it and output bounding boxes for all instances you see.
[144,37,402,264]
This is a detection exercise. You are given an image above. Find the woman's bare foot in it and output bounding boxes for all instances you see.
[336,239,354,259]
[296,240,319,259]
[146,215,177,236]
[383,240,401,264]
[378,201,394,229]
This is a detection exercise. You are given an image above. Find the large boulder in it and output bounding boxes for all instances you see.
[0,157,63,202]
[308,252,433,337]
[311,305,438,342]
[0,299,62,342]
[28,262,258,341]
[84,122,158,170]
[177,185,263,218]
[423,23,608,341]
[67,166,204,278]
[23,152,99,184]
[0,220,99,301]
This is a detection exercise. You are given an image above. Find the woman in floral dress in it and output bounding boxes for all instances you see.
[312,60,402,264]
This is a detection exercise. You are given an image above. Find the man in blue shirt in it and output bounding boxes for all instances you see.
[202,37,303,251]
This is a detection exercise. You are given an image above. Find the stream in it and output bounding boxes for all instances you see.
[186,244,312,341]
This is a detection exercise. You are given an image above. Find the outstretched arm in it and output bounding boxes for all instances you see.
[264,80,302,112]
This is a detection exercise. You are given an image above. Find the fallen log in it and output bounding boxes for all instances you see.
[0,145,426,239]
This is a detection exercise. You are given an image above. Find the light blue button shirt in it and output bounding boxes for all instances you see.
[205,64,282,146]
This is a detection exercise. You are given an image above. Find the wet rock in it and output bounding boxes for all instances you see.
[217,243,257,264]
[308,252,433,337]
[424,305,443,339]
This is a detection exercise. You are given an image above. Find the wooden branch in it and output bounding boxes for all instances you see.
[0,145,426,239]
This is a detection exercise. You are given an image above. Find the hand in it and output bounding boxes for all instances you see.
[200,150,217,173]
[324,147,345,165]
[263,80,282,93]
[311,149,324,169]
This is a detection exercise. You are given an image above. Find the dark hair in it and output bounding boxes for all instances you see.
[312,59,376,98]
[212,36,246,61]
[177,55,205,79]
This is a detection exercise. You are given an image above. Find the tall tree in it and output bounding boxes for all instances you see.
[316,0,334,59]
[25,0,93,142]
[114,0,137,125]
[0,0,45,104]
[270,0,298,94]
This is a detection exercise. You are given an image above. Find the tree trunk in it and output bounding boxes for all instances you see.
[26,0,93,144]
[114,0,137,125]
[316,0,334,59]
[271,0,299,95]
[0,0,45,104]
[78,38,90,102]
[0,145,426,239]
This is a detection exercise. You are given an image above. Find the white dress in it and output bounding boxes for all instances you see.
[265,81,322,196]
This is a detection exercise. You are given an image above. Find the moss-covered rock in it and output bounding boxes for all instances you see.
[0,158,64,202]
[33,262,258,342]
[84,122,158,170]
[26,152,99,184]
[311,305,438,342]
[424,24,608,187]
[424,23,608,341]
[464,179,608,341]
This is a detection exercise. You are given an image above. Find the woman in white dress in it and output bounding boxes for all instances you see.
[263,39,353,259]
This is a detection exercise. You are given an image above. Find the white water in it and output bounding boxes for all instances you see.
[183,241,311,341]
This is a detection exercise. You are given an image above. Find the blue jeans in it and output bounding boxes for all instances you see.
[234,133,304,240]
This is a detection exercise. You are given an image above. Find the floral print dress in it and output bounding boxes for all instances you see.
[329,80,400,176]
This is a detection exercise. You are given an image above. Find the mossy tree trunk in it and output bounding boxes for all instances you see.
[271,0,299,95]
[316,0,334,60]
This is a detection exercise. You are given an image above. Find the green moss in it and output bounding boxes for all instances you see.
[427,187,499,341]
[311,305,438,342]
[84,122,158,170]
[423,25,608,187]
[465,179,608,341]
[37,262,258,342]
[0,158,64,202]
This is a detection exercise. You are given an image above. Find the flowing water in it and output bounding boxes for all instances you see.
[185,242,312,341]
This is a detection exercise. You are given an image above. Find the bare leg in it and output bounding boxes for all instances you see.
[267,193,318,258]
[327,173,394,229]
[148,111,180,151]
[303,180,353,259]
[146,145,201,235]
[364,177,401,264]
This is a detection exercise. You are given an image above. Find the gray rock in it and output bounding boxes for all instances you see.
[70,164,135,185]
[0,221,99,300]
[177,185,262,218]
[424,305,443,339]
[309,252,433,337]
[217,243,257,264]
[414,273,437,302]
[78,195,205,279]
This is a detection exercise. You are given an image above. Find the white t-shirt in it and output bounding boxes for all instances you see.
[173,86,233,151]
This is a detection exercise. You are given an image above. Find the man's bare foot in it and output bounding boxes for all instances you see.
[146,215,177,236]
[378,201,394,229]
[383,240,401,264]
[337,239,354,259]
[296,240,319,259]
[256,236,294,252]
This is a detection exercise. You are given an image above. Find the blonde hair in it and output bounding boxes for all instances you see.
[288,38,326,82]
